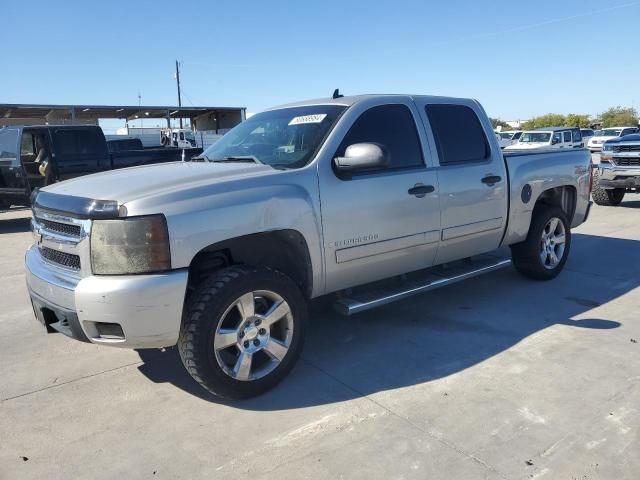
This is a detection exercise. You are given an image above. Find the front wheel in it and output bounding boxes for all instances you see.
[178,266,307,399]
[592,170,625,206]
[511,206,571,281]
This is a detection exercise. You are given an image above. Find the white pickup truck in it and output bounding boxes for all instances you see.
[25,94,593,398]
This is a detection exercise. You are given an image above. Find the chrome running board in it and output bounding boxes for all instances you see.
[334,255,512,316]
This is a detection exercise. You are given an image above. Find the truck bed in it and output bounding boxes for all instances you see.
[110,147,203,169]
[502,148,592,246]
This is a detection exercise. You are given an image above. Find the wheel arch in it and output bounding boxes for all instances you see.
[186,229,314,300]
[533,185,577,223]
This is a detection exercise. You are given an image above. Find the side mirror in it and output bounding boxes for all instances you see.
[551,138,559,145]
[333,143,389,173]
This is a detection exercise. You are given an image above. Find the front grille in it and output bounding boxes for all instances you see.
[612,158,640,167]
[40,247,81,270]
[38,218,82,237]
[613,145,640,153]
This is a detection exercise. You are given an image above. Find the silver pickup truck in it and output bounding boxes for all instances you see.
[593,133,640,205]
[25,94,593,398]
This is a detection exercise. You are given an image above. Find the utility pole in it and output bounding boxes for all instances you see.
[175,60,183,128]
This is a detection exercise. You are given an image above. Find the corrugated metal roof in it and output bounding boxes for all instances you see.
[0,103,245,123]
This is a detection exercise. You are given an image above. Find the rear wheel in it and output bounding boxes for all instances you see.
[511,206,571,281]
[178,265,306,399]
[592,170,625,206]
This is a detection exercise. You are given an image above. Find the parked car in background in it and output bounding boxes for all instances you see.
[592,132,640,205]
[504,127,582,151]
[496,131,522,149]
[587,127,638,152]
[0,125,202,209]
[24,93,592,398]
[580,128,595,145]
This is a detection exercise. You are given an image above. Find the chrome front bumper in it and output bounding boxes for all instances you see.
[25,246,189,348]
[597,161,640,189]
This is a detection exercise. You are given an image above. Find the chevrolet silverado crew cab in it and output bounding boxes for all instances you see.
[25,94,593,398]
[592,132,640,205]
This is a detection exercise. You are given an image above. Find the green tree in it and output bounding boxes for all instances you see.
[490,117,511,130]
[564,114,591,128]
[522,113,566,130]
[600,106,638,127]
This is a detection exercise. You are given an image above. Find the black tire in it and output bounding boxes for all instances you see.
[592,170,625,206]
[511,206,571,281]
[178,265,307,399]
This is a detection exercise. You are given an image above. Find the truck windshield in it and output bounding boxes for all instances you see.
[519,132,551,143]
[200,105,346,169]
[185,131,195,142]
[599,129,622,136]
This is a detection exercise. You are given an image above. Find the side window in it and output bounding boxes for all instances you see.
[563,131,572,142]
[0,129,20,165]
[512,131,522,140]
[336,104,424,170]
[54,129,104,156]
[425,104,489,165]
[571,129,581,142]
[553,132,562,144]
[21,133,36,158]
[179,132,185,141]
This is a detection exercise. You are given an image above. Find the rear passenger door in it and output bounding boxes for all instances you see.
[51,128,110,180]
[562,130,573,148]
[417,101,508,264]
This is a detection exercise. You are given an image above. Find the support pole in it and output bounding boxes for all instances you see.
[175,60,183,129]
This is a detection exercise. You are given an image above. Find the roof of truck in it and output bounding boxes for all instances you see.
[268,94,475,110]
[534,127,579,132]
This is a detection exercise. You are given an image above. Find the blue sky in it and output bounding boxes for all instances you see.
[3,0,640,123]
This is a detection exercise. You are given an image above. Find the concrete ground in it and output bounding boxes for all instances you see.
[1,200,639,480]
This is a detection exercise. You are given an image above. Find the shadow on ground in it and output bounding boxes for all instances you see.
[0,216,31,234]
[135,233,637,409]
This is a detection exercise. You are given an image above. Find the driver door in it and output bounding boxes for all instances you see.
[319,100,441,293]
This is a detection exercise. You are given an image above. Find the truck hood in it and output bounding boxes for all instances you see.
[43,161,275,204]
[603,133,640,144]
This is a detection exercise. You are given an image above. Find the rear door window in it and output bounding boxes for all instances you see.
[53,129,106,156]
[337,104,424,170]
[563,131,572,143]
[571,129,581,142]
[425,104,489,165]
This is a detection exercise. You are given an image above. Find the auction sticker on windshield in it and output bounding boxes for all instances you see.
[289,114,327,126]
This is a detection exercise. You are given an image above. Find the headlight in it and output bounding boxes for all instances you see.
[90,215,171,274]
[600,143,614,160]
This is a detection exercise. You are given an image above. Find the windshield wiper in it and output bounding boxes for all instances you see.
[215,155,262,164]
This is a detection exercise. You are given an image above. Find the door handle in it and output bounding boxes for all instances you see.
[408,184,435,198]
[481,175,502,186]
